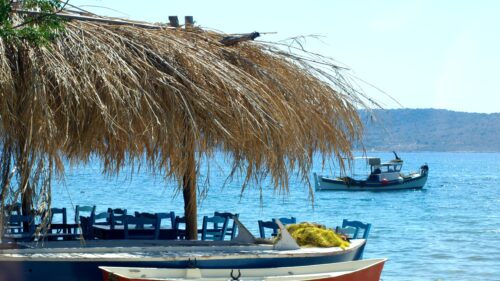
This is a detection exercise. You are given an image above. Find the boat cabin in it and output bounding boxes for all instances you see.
[367,158,403,182]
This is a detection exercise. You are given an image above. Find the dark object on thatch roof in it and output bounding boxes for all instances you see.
[220,32,260,46]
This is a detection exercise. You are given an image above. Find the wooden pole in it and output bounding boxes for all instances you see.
[19,144,33,232]
[182,128,198,240]
[14,47,34,232]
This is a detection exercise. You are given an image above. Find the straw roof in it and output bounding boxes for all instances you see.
[0,15,369,220]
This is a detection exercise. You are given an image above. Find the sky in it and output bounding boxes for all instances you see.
[68,0,500,113]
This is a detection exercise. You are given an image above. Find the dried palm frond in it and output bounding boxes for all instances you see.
[0,14,374,236]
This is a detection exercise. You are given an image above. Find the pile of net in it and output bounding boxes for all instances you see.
[286,222,350,249]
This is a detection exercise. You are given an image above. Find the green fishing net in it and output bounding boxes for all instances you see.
[286,222,350,249]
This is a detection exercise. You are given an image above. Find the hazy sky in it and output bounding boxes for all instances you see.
[69,0,500,113]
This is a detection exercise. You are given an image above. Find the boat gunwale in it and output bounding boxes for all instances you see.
[0,239,366,262]
[99,258,387,280]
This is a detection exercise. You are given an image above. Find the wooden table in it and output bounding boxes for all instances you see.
[92,225,178,240]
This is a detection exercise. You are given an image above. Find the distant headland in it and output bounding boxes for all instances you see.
[357,108,500,152]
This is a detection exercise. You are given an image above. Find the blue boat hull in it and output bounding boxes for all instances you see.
[0,240,366,281]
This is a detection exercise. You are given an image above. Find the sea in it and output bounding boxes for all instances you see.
[51,151,500,281]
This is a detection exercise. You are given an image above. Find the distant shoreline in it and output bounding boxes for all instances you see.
[354,150,500,153]
[357,109,500,153]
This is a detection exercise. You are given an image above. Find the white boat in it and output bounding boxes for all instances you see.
[315,152,429,191]
[100,258,387,281]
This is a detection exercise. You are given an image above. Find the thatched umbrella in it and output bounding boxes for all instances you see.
[0,11,370,239]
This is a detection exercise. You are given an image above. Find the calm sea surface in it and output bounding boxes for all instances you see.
[52,152,500,281]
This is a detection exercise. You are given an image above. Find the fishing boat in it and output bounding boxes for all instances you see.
[0,220,367,281]
[100,258,386,281]
[314,152,429,191]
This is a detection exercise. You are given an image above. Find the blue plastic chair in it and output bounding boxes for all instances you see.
[108,208,127,215]
[278,217,296,225]
[3,215,36,242]
[258,220,279,238]
[173,216,187,239]
[74,205,96,224]
[341,219,371,239]
[80,211,110,239]
[6,203,22,227]
[93,211,110,225]
[134,212,156,219]
[258,217,296,238]
[108,208,127,227]
[124,215,160,240]
[214,211,239,240]
[339,219,372,259]
[45,208,68,240]
[49,208,68,225]
[4,202,21,218]
[156,212,176,229]
[201,215,229,241]
[134,212,158,228]
[8,214,21,228]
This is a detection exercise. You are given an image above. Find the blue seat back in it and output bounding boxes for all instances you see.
[6,203,22,226]
[173,216,187,239]
[75,205,96,224]
[3,215,36,242]
[49,208,67,225]
[134,212,156,219]
[278,217,296,225]
[258,220,279,238]
[93,211,110,225]
[341,219,371,239]
[4,202,21,217]
[201,215,229,241]
[108,208,127,215]
[108,208,127,226]
[134,212,156,228]
[258,217,296,238]
[6,215,35,232]
[124,215,160,240]
[174,216,185,228]
[214,211,239,239]
[156,212,176,228]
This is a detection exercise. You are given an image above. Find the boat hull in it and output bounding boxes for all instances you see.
[0,240,366,281]
[100,258,386,281]
[315,173,428,191]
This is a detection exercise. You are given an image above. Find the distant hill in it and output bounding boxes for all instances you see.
[357,109,500,152]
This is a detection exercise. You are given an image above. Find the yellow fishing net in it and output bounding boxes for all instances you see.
[286,222,350,249]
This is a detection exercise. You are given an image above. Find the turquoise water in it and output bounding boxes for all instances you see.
[52,152,500,281]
